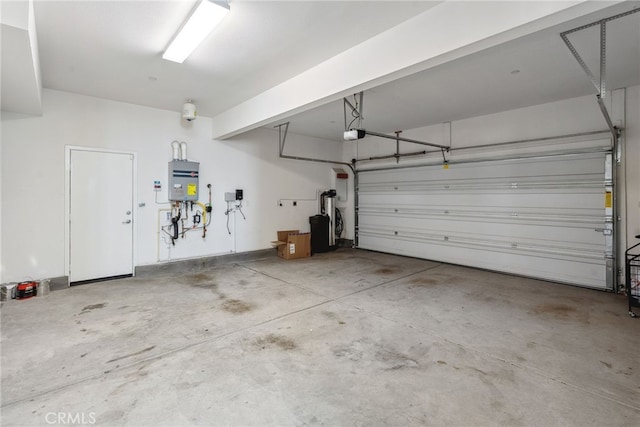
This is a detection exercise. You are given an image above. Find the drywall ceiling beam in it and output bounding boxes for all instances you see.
[211,1,621,140]
[1,0,43,116]
[1,0,29,28]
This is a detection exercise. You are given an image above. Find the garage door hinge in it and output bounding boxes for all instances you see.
[595,228,612,235]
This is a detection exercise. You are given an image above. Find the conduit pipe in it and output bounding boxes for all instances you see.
[157,208,172,262]
[275,122,355,172]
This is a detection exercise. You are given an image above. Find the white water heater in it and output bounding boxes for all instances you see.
[320,189,337,248]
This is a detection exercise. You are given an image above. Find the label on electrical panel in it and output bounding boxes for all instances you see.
[187,183,197,196]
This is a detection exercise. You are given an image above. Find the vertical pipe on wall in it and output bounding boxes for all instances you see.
[171,141,180,160]
[180,141,188,161]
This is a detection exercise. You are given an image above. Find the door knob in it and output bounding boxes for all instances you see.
[122,219,132,224]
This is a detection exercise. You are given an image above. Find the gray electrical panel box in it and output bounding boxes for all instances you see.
[168,160,199,201]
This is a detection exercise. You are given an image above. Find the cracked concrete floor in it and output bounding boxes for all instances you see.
[1,249,638,426]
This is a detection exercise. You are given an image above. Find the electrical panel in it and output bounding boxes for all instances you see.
[168,160,199,201]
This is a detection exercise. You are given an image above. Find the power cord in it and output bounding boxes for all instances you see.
[335,207,344,238]
[225,201,246,235]
[237,202,246,220]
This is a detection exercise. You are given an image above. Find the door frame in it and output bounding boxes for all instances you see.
[65,146,138,284]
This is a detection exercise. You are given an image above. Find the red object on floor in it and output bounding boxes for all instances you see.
[17,281,38,299]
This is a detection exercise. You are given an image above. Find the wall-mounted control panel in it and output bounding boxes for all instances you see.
[168,160,199,201]
[225,189,244,202]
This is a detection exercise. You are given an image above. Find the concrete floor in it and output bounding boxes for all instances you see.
[1,249,638,426]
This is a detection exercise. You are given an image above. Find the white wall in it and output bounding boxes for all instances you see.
[1,0,43,115]
[343,87,640,280]
[0,89,341,283]
[625,86,640,247]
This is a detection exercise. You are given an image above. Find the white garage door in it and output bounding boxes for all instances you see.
[357,142,614,290]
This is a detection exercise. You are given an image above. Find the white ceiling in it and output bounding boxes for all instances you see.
[284,2,640,140]
[34,0,439,118]
[13,1,640,141]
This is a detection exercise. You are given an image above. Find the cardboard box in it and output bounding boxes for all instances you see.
[272,230,311,260]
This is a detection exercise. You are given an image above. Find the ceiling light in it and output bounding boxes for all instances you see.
[163,0,229,64]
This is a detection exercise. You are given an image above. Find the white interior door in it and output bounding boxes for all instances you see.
[70,150,133,282]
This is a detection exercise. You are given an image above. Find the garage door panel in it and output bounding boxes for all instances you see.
[358,206,604,227]
[358,216,604,249]
[359,152,606,184]
[357,151,612,289]
[359,195,605,211]
[358,235,607,289]
[358,191,604,210]
[358,226,603,262]
[359,204,603,221]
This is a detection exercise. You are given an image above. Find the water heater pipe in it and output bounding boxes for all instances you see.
[171,141,180,160]
[180,141,188,161]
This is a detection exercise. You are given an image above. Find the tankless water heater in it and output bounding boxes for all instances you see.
[168,160,199,201]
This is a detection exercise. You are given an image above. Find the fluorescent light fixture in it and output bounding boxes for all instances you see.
[163,0,229,63]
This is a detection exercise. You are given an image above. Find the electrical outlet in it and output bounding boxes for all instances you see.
[166,212,171,221]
